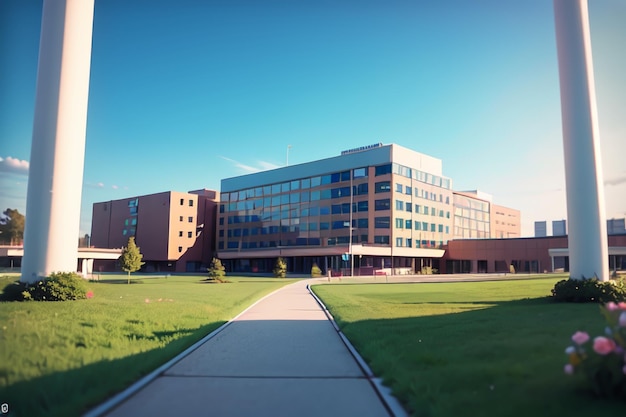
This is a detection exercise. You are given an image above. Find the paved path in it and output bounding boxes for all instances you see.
[97,279,398,417]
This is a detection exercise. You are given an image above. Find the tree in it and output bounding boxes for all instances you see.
[311,263,322,278]
[0,208,25,245]
[119,237,145,284]
[207,257,226,282]
[273,257,287,278]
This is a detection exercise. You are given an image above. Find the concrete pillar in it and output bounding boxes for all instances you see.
[21,0,95,283]
[553,0,609,281]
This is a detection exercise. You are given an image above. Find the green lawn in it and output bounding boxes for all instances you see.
[312,277,625,417]
[0,274,295,417]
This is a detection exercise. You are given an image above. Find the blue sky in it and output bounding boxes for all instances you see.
[1,0,625,237]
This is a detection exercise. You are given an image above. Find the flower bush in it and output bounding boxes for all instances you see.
[564,302,626,399]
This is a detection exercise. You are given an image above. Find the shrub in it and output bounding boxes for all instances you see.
[551,277,626,303]
[311,263,323,278]
[273,257,287,278]
[1,272,89,302]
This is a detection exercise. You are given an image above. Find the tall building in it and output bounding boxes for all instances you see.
[91,189,218,272]
[552,219,567,236]
[535,221,547,237]
[218,144,453,274]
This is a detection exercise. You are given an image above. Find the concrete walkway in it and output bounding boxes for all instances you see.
[94,279,401,417]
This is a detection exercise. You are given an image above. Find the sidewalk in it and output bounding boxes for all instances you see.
[93,279,400,417]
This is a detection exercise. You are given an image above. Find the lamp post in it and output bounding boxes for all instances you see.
[286,145,292,166]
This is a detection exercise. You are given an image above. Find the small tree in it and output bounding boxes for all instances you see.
[207,257,226,282]
[119,237,145,284]
[273,257,287,278]
[311,263,322,278]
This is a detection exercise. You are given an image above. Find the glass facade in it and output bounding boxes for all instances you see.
[453,193,491,238]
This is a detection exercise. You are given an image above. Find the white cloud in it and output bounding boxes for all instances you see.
[111,185,119,189]
[258,161,281,170]
[220,156,282,174]
[0,156,29,175]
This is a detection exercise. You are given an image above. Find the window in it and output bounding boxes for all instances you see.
[179,216,183,222]
[374,235,390,244]
[357,218,368,229]
[415,222,421,231]
[375,181,391,193]
[188,231,193,238]
[332,221,348,229]
[375,217,390,229]
[188,216,193,223]
[395,200,404,210]
[178,231,183,237]
[405,219,412,229]
[396,237,403,247]
[375,164,392,176]
[180,198,184,205]
[395,218,404,229]
[357,201,368,212]
[218,230,224,237]
[431,223,436,232]
[395,183,403,192]
[178,246,183,252]
[375,199,390,211]
[406,238,412,248]
[355,183,369,195]
[353,167,367,178]
[189,199,193,207]
[406,203,412,212]
[405,186,411,195]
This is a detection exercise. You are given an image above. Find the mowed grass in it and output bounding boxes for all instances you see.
[0,274,295,417]
[312,277,625,417]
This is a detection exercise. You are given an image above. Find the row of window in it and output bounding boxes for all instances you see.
[394,218,449,233]
[395,238,442,248]
[179,198,194,207]
[394,183,450,204]
[221,183,370,212]
[218,235,443,250]
[221,199,450,220]
[219,216,449,235]
[221,168,370,203]
[178,231,195,238]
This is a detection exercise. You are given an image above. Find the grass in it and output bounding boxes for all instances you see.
[312,276,625,417]
[0,274,295,417]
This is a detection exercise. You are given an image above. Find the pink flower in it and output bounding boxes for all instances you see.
[571,331,590,345]
[606,302,618,311]
[564,364,574,375]
[619,312,626,327]
[618,302,626,310]
[85,291,94,299]
[593,336,616,355]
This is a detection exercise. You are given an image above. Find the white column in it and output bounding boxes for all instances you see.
[553,0,609,281]
[21,0,95,283]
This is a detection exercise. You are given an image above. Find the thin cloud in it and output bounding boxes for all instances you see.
[605,173,626,186]
[83,182,106,189]
[0,156,29,175]
[258,161,281,170]
[220,156,261,173]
